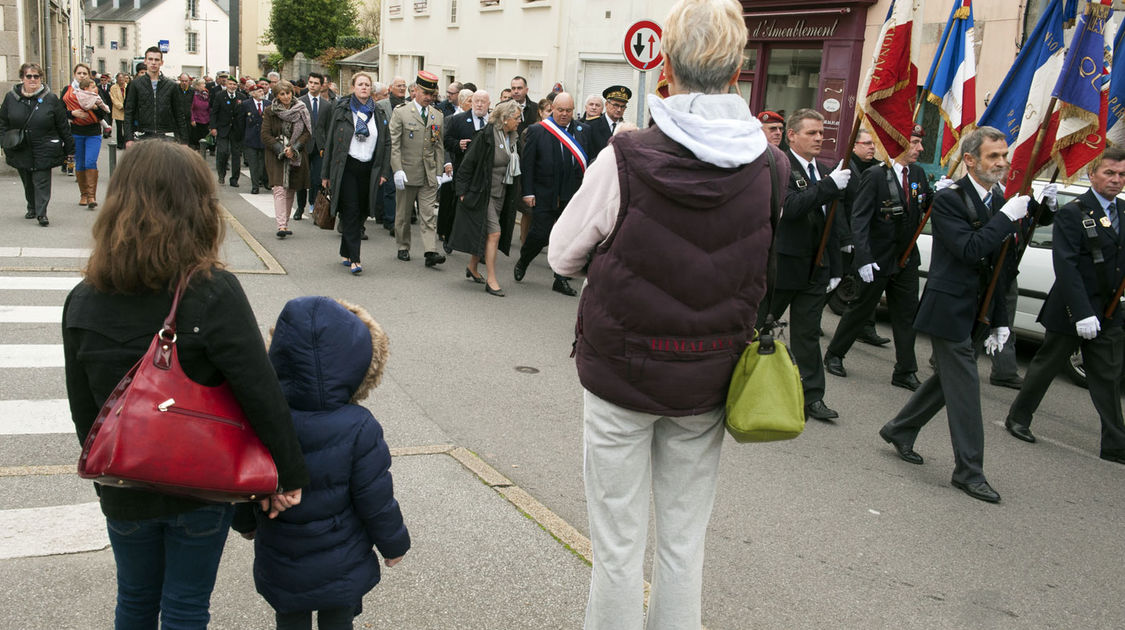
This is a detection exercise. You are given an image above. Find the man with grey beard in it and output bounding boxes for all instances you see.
[878,126,1031,504]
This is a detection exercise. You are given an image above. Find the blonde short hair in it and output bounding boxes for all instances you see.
[489,99,521,126]
[662,0,747,94]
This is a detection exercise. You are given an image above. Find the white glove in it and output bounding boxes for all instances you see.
[841,244,855,254]
[858,262,880,283]
[1041,183,1059,212]
[828,161,852,189]
[393,170,408,191]
[827,277,842,293]
[934,176,955,191]
[984,326,1011,356]
[1076,315,1101,340]
[1000,195,1030,221]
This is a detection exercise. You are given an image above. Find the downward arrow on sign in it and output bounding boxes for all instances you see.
[633,32,646,56]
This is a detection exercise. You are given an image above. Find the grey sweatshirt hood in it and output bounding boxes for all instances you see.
[648,93,768,168]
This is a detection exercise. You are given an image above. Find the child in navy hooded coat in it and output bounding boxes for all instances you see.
[233,296,410,629]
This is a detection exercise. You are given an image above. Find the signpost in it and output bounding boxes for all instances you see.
[623,20,663,126]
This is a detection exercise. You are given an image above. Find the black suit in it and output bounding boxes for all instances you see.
[210,90,245,183]
[439,109,484,240]
[516,99,539,135]
[759,151,843,407]
[882,175,1019,485]
[827,162,932,377]
[240,98,269,189]
[1008,190,1125,458]
[585,115,623,161]
[295,93,330,212]
[517,119,590,277]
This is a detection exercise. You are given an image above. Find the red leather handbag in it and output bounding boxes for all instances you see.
[78,275,279,502]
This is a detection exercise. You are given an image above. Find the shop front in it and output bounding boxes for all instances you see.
[740,0,877,162]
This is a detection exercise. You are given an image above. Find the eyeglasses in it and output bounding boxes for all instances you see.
[23,74,41,79]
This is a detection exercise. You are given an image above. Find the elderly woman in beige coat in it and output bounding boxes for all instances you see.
[261,80,311,239]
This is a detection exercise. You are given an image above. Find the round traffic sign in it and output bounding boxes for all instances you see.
[623,20,663,71]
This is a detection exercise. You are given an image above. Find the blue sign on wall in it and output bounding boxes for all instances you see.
[110,41,118,50]
[158,40,170,53]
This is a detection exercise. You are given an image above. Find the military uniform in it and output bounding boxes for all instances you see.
[390,71,446,263]
[210,88,246,186]
[586,85,631,160]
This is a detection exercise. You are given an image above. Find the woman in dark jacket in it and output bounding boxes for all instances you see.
[449,99,522,296]
[0,63,74,226]
[321,72,391,275]
[63,140,309,629]
[234,296,410,629]
[261,80,311,239]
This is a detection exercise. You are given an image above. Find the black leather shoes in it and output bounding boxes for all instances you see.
[293,212,303,221]
[466,268,485,284]
[553,277,578,296]
[424,252,446,267]
[805,400,839,421]
[230,180,239,188]
[1004,419,1036,443]
[514,261,527,282]
[397,250,410,262]
[879,427,923,465]
[37,216,49,227]
[24,210,35,219]
[251,186,259,194]
[990,375,1023,390]
[891,373,921,391]
[824,353,846,377]
[951,479,1001,503]
[857,328,891,346]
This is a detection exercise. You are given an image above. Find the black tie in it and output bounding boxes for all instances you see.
[807,162,818,183]
[1108,201,1119,235]
[477,116,484,130]
[311,98,318,124]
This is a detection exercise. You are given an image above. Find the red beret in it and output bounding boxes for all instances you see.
[758,110,784,125]
[911,124,925,139]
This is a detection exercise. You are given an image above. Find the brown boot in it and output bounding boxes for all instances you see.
[76,171,88,205]
[86,169,99,209]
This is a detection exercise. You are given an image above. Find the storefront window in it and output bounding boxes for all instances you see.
[762,47,821,117]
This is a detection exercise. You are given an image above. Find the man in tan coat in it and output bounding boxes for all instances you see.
[390,70,450,266]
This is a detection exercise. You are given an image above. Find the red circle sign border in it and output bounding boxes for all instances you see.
[623,20,664,71]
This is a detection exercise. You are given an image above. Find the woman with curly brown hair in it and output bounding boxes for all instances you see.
[262,80,311,239]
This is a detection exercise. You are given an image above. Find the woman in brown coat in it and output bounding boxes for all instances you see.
[261,80,311,238]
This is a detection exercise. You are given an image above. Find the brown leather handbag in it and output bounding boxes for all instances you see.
[313,190,335,230]
[78,275,279,502]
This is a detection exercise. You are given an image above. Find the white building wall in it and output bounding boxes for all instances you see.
[86,21,138,77]
[136,0,229,78]
[239,0,277,79]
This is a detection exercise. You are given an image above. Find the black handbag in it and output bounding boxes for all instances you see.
[2,101,39,151]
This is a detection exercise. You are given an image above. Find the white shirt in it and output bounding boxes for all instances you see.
[967,174,994,207]
[348,109,377,162]
[891,161,907,199]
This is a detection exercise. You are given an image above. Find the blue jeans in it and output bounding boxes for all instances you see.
[106,503,235,630]
[74,134,102,171]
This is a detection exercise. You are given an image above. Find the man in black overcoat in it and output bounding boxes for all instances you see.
[585,85,631,161]
[440,90,489,243]
[210,76,245,187]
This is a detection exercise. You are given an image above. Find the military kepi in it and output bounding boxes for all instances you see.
[416,70,439,93]
[603,85,632,103]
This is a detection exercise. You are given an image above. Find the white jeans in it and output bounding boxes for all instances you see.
[582,389,725,630]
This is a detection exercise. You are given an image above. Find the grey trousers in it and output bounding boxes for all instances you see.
[18,168,51,218]
[882,336,987,484]
[582,390,724,630]
[244,147,266,189]
[395,183,438,254]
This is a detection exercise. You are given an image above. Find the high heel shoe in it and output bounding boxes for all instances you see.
[485,284,505,297]
[466,268,485,284]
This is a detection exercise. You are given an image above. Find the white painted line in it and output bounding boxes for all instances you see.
[0,400,74,435]
[7,248,92,259]
[0,276,82,290]
[0,502,109,559]
[0,345,65,368]
[240,192,277,218]
[0,305,63,323]
[0,248,19,257]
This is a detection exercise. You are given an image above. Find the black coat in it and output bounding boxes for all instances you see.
[449,123,519,258]
[838,153,879,249]
[520,119,591,240]
[123,73,187,140]
[774,151,843,290]
[913,175,1019,341]
[516,99,539,135]
[210,90,245,139]
[584,115,620,161]
[1041,190,1125,333]
[851,162,932,276]
[443,109,481,172]
[240,98,268,149]
[298,93,331,154]
[322,98,391,217]
[0,85,74,171]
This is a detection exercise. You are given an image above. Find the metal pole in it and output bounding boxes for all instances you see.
[636,70,647,127]
[42,0,53,89]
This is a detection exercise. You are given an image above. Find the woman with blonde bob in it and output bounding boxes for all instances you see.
[63,141,309,628]
[548,0,778,628]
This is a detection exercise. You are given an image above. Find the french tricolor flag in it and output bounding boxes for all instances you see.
[922,0,977,165]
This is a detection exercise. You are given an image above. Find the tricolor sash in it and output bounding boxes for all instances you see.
[540,117,588,173]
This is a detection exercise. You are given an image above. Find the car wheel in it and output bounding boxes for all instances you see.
[1064,349,1088,388]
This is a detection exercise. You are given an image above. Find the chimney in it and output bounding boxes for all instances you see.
[91,0,97,7]
[134,0,140,8]
[112,0,119,8]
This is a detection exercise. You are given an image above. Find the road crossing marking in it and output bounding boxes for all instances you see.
[0,247,91,259]
[0,276,82,290]
[239,190,279,218]
[0,305,63,323]
[0,502,108,559]
[0,400,73,435]
[0,344,64,368]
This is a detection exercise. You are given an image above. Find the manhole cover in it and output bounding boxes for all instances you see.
[514,366,540,374]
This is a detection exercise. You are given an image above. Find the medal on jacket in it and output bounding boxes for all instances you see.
[1101,216,1112,228]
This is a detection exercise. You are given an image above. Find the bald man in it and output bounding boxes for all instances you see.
[515,92,591,296]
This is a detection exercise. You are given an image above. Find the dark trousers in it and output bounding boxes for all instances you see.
[989,279,1021,380]
[761,282,830,404]
[338,156,372,264]
[375,178,396,223]
[18,168,52,218]
[275,606,354,630]
[882,336,986,484]
[437,182,457,239]
[245,147,266,189]
[827,265,919,376]
[115,119,127,148]
[1008,327,1125,455]
[215,135,242,182]
[296,151,323,210]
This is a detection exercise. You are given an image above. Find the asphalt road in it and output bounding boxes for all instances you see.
[1,153,1123,629]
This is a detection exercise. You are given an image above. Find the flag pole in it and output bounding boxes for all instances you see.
[915,12,957,123]
[812,114,864,270]
[976,96,1059,327]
